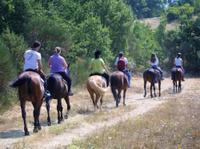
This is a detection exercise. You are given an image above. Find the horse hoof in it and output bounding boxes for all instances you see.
[38,126,41,130]
[123,103,126,106]
[48,122,51,126]
[116,103,119,107]
[33,127,38,133]
[25,131,30,136]
[64,114,68,119]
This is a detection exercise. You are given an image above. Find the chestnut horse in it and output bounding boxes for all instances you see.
[171,67,182,92]
[10,71,44,136]
[110,71,128,107]
[86,75,108,111]
[143,68,161,98]
[45,73,71,125]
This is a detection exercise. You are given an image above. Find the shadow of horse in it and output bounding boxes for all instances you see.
[143,68,161,98]
[10,71,44,136]
[46,73,71,126]
[110,71,128,107]
[171,67,182,93]
[86,75,108,111]
[0,130,24,139]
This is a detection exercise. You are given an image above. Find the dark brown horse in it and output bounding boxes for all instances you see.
[45,73,71,125]
[86,75,108,111]
[10,71,44,136]
[171,67,182,92]
[143,68,161,98]
[110,71,128,107]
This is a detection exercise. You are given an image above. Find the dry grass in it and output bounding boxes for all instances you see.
[69,91,200,149]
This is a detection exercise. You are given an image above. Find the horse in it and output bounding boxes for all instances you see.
[10,71,44,136]
[45,73,71,125]
[143,68,161,98]
[171,67,182,92]
[86,75,108,111]
[110,71,128,107]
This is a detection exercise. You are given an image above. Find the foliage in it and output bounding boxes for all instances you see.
[166,3,194,22]
[128,21,163,70]
[0,0,30,34]
[164,16,200,71]
[1,29,27,72]
[0,39,16,91]
[126,0,167,18]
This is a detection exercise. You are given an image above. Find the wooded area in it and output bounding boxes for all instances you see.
[0,0,200,106]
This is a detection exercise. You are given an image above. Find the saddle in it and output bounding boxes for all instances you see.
[148,68,161,83]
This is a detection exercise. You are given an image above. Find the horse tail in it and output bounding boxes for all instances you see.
[10,76,32,95]
[88,79,108,95]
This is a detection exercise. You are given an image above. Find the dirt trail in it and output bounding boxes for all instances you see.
[0,77,191,148]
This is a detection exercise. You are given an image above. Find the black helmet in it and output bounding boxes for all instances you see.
[94,50,101,58]
[118,51,124,57]
[177,52,181,57]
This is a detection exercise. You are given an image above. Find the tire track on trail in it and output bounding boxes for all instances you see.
[0,78,181,148]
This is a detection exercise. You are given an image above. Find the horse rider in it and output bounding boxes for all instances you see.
[89,50,110,86]
[48,47,73,96]
[174,52,185,81]
[150,53,164,80]
[23,40,50,97]
[114,51,131,87]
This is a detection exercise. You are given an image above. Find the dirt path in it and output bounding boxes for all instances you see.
[0,77,191,148]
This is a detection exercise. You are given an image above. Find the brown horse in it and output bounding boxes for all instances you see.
[171,67,182,92]
[10,71,44,136]
[143,68,161,98]
[110,71,128,107]
[86,75,108,110]
[45,73,71,125]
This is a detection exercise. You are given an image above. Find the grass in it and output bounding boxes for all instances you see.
[68,92,200,149]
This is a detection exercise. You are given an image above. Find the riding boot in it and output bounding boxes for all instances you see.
[160,71,164,80]
[44,80,51,100]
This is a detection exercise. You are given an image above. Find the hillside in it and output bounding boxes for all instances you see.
[140,17,180,31]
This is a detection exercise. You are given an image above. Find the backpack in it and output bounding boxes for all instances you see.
[117,58,126,71]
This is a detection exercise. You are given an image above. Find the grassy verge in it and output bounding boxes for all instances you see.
[0,88,18,114]
[68,93,200,149]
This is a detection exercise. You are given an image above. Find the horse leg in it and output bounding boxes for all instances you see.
[150,83,153,98]
[95,94,100,110]
[173,80,175,92]
[118,89,122,104]
[144,80,147,97]
[178,80,181,92]
[45,98,51,126]
[64,96,70,119]
[123,89,127,106]
[32,102,41,133]
[99,96,103,111]
[111,87,119,107]
[20,100,29,136]
[57,99,63,124]
[153,83,156,97]
[158,81,161,97]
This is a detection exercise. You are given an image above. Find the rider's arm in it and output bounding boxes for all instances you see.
[101,59,109,73]
[38,59,43,72]
[62,58,68,70]
[114,57,119,66]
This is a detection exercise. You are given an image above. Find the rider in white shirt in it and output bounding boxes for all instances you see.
[23,41,45,80]
[23,41,51,98]
[174,52,184,81]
